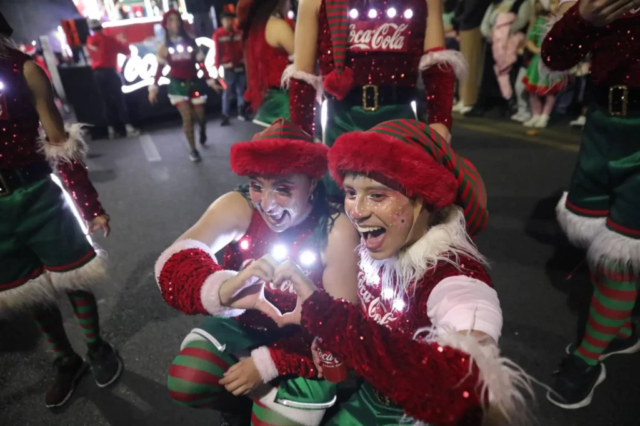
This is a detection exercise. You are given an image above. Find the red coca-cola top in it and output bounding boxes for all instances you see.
[542,5,640,87]
[163,36,201,80]
[223,208,325,333]
[0,48,105,220]
[317,0,426,87]
[357,255,491,336]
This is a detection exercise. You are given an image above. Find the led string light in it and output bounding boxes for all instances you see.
[348,8,413,19]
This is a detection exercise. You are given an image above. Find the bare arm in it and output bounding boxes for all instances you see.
[424,0,446,51]
[266,17,295,55]
[321,213,360,303]
[23,60,66,144]
[525,38,540,54]
[559,0,577,14]
[178,191,254,252]
[293,0,320,73]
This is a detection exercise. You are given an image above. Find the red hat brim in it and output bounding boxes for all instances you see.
[231,138,329,179]
[328,131,458,209]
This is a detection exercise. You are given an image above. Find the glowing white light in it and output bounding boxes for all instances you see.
[411,100,417,117]
[349,8,359,19]
[176,44,184,53]
[393,299,406,311]
[387,7,397,18]
[218,66,225,79]
[168,47,175,54]
[187,46,194,53]
[403,9,413,19]
[197,70,204,79]
[240,239,250,250]
[102,14,194,28]
[272,245,288,262]
[50,174,92,244]
[31,40,37,46]
[299,250,317,266]
[135,10,143,17]
[0,81,4,91]
[382,288,394,300]
[321,99,328,134]
[288,10,295,19]
[368,9,378,18]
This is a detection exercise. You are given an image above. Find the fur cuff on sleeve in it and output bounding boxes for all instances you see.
[251,346,280,383]
[155,239,217,283]
[281,65,323,93]
[200,270,246,317]
[419,50,468,80]
[37,123,88,165]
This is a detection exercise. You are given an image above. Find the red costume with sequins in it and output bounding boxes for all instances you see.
[0,47,108,314]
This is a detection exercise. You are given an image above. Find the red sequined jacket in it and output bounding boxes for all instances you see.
[157,209,324,379]
[153,37,211,84]
[541,5,640,87]
[0,48,105,221]
[300,256,492,426]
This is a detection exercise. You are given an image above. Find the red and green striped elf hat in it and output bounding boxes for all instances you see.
[328,119,488,236]
[322,0,355,99]
[230,118,329,179]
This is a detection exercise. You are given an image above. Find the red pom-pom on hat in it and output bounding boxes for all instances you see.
[323,67,354,100]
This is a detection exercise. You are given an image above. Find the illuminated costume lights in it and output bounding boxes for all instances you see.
[541,2,640,409]
[155,120,355,426]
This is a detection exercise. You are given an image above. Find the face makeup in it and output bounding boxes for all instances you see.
[343,174,417,259]
[248,173,315,232]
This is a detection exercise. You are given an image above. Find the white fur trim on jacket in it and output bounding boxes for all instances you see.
[414,327,535,426]
[556,192,606,250]
[251,346,279,383]
[49,246,108,293]
[200,270,246,317]
[0,274,56,319]
[419,50,468,80]
[588,227,640,275]
[37,123,88,166]
[281,64,324,103]
[254,386,328,426]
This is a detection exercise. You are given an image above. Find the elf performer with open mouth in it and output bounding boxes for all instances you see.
[541,0,640,410]
[284,0,466,198]
[263,119,534,426]
[155,119,360,426]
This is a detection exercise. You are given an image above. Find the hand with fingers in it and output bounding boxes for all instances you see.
[579,0,640,25]
[311,337,324,379]
[219,357,264,396]
[88,214,111,237]
[218,254,283,320]
[269,260,319,327]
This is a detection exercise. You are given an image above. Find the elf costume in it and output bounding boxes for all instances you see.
[541,2,640,409]
[302,119,530,426]
[155,120,339,426]
[0,19,122,409]
[283,0,466,197]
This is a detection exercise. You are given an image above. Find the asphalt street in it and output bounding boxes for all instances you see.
[1,113,638,426]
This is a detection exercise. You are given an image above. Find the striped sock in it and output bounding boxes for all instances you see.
[33,307,78,365]
[617,319,633,338]
[68,290,102,348]
[168,339,236,408]
[574,264,638,365]
[251,398,304,426]
[177,102,195,150]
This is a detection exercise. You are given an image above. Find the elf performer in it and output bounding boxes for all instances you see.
[0,15,122,409]
[238,0,295,127]
[155,119,360,426]
[283,0,466,197]
[540,0,640,410]
[148,9,220,163]
[264,119,533,426]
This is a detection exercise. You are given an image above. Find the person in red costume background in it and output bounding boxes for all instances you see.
[237,0,295,127]
[155,119,360,426]
[262,119,533,426]
[283,0,466,198]
[149,10,220,163]
[0,13,122,409]
[541,0,640,410]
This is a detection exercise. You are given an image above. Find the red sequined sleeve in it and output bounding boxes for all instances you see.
[422,48,456,130]
[57,160,106,221]
[268,331,318,378]
[541,4,597,71]
[301,291,484,426]
[289,78,317,136]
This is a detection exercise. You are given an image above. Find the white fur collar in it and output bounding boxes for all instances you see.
[359,206,486,299]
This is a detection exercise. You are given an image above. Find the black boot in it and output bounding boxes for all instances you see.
[546,354,606,409]
[87,341,123,388]
[220,115,230,126]
[199,126,207,146]
[45,354,88,408]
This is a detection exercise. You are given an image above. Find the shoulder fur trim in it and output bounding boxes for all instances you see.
[37,123,88,165]
[281,64,324,103]
[414,327,536,426]
[359,206,487,299]
[419,50,468,80]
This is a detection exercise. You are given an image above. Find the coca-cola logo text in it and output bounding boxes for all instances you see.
[319,351,342,366]
[349,22,409,52]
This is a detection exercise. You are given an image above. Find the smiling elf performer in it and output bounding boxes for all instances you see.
[155,119,360,426]
[283,0,466,197]
[540,0,640,410]
[264,119,533,426]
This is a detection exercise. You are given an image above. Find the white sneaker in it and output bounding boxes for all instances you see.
[237,115,247,122]
[523,115,541,127]
[570,115,586,127]
[452,101,464,112]
[534,114,550,128]
[511,112,531,123]
[459,105,474,115]
[125,124,141,137]
[107,126,116,140]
